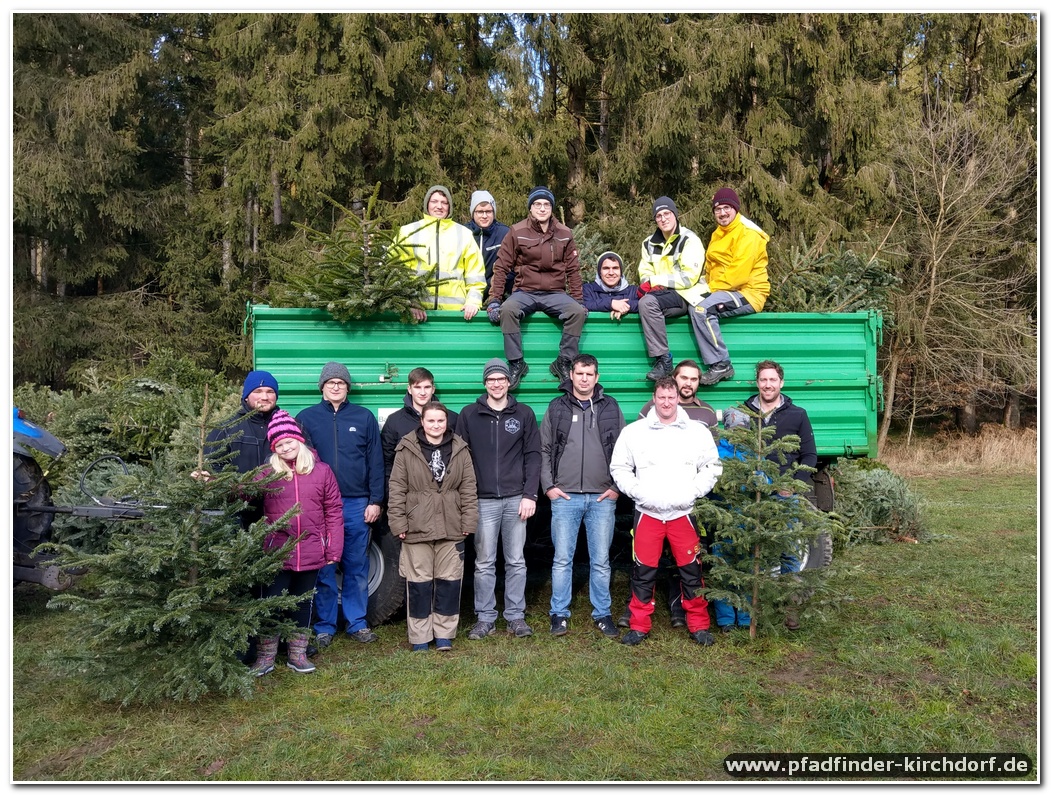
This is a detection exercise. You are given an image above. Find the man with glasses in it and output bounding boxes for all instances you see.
[465,190,513,305]
[636,196,710,382]
[296,362,384,649]
[457,358,541,640]
[486,186,587,390]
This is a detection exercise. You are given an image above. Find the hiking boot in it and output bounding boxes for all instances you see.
[616,605,632,628]
[349,627,378,643]
[468,621,497,640]
[645,353,674,381]
[286,633,317,673]
[719,624,734,634]
[621,629,648,646]
[315,632,333,650]
[594,615,620,638]
[549,356,572,382]
[508,359,529,390]
[435,638,453,652]
[507,618,534,638]
[690,629,715,646]
[411,642,430,652]
[250,636,279,677]
[549,614,569,636]
[698,361,735,386]
[670,611,687,629]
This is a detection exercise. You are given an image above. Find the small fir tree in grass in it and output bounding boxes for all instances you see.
[695,408,839,639]
[42,390,304,705]
[275,188,430,323]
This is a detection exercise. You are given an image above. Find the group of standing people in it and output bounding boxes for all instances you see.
[394,183,770,392]
[203,347,817,673]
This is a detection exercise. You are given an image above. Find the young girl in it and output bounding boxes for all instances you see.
[251,409,343,676]
[387,402,478,651]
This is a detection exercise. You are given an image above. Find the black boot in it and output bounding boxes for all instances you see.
[698,360,735,386]
[646,353,674,381]
[508,359,529,390]
[549,355,572,382]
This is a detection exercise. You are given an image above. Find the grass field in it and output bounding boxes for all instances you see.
[11,470,1037,782]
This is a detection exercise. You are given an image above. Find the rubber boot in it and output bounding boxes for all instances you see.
[250,636,278,677]
[286,632,317,673]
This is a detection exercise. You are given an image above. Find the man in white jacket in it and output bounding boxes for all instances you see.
[610,377,722,646]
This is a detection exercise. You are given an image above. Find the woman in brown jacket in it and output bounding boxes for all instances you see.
[388,402,479,651]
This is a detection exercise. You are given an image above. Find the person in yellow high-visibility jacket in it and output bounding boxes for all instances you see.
[693,187,771,386]
[395,185,486,323]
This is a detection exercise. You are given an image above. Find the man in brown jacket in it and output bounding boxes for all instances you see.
[486,186,587,390]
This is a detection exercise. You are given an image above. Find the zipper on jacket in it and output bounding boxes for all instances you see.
[293,472,302,570]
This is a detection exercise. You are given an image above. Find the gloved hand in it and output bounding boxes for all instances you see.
[636,281,652,298]
[487,302,501,324]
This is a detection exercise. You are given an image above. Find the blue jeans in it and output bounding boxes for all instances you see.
[313,497,371,636]
[549,493,616,619]
[473,497,528,623]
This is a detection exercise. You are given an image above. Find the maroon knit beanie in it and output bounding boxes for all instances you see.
[267,409,305,451]
[712,187,741,212]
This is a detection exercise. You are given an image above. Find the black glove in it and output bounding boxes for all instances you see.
[487,302,501,324]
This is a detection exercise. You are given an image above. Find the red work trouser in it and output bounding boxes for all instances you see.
[628,513,710,633]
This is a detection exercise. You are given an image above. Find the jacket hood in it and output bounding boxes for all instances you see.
[592,272,629,293]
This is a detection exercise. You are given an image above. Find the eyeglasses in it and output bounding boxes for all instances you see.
[485,376,509,384]
[655,211,675,221]
[474,208,494,215]
[324,381,348,389]
[531,201,552,209]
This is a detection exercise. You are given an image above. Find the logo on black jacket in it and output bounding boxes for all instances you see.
[504,418,521,435]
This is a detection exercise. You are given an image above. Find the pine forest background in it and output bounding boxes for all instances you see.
[12,13,1037,440]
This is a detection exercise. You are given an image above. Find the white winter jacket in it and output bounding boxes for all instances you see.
[609,406,722,521]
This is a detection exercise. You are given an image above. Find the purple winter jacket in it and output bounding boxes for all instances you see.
[260,461,344,571]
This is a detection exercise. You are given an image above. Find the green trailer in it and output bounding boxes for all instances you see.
[249,304,882,460]
[248,303,882,626]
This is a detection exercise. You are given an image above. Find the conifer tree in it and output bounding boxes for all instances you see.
[695,408,839,639]
[275,193,430,323]
[42,392,303,705]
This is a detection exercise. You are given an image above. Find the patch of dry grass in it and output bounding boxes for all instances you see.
[881,425,1037,477]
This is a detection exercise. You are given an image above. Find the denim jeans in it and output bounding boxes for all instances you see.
[473,497,528,623]
[313,496,371,635]
[549,492,616,619]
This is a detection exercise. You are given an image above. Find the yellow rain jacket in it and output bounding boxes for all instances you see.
[704,214,770,312]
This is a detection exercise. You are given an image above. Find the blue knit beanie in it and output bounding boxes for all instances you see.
[242,370,279,400]
[527,186,555,209]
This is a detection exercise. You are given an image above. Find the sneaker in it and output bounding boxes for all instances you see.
[616,606,632,628]
[549,614,569,636]
[549,356,572,382]
[670,612,687,629]
[645,353,674,381]
[690,629,715,646]
[698,361,735,386]
[508,359,529,390]
[467,621,497,640]
[507,618,534,638]
[315,633,333,649]
[306,641,318,658]
[435,638,453,652]
[719,624,734,634]
[411,643,430,652]
[621,629,648,646]
[593,615,620,638]
[349,628,378,643]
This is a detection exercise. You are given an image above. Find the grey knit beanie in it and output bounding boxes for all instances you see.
[318,361,352,390]
[470,190,496,215]
[482,358,511,382]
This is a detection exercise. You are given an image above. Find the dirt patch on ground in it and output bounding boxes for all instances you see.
[19,735,121,780]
